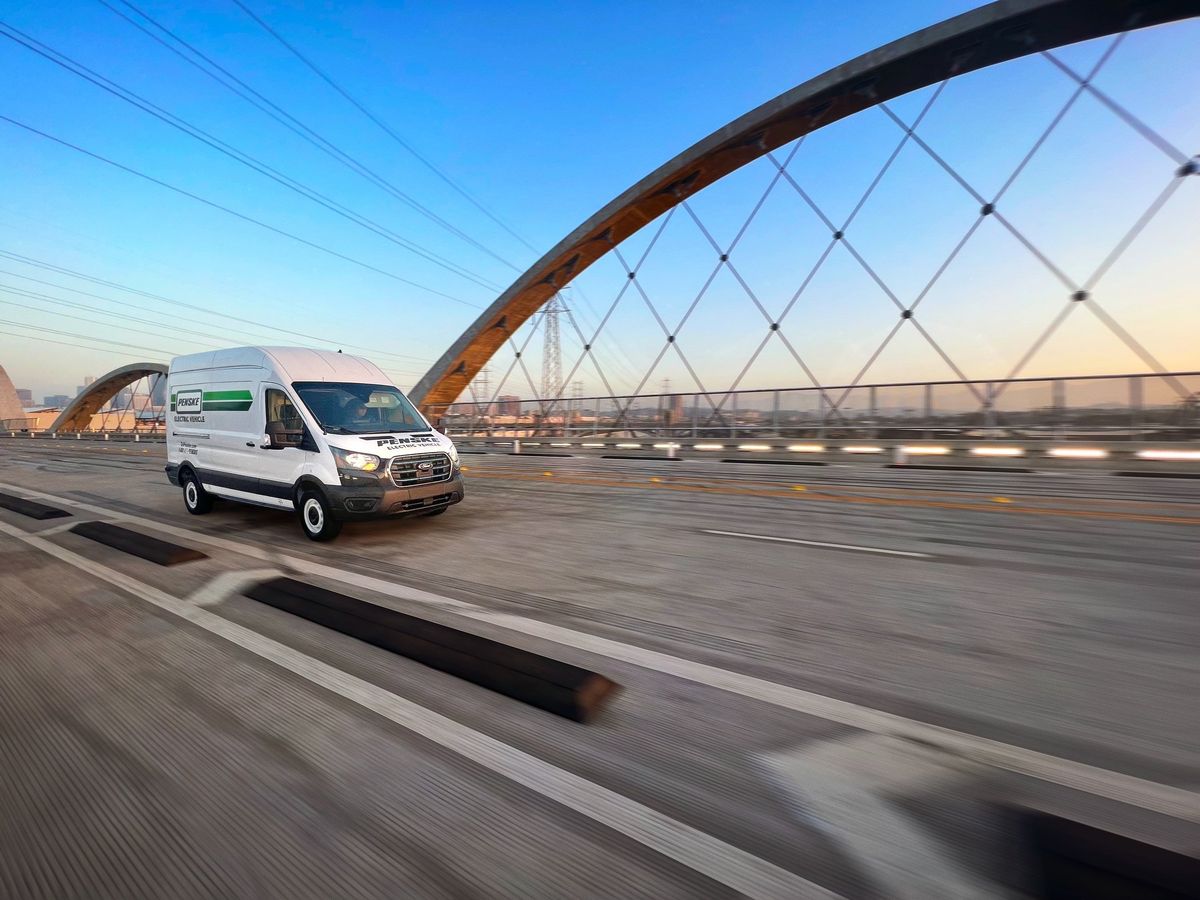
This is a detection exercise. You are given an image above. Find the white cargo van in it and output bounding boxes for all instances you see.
[165,347,464,540]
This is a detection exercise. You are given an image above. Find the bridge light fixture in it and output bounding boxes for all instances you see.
[738,444,772,451]
[970,446,1024,457]
[843,446,883,453]
[1136,449,1200,461]
[787,444,824,452]
[900,445,950,455]
[694,443,724,451]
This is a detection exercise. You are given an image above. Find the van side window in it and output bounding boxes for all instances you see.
[265,389,301,430]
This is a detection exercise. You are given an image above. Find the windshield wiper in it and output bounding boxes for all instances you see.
[323,425,355,435]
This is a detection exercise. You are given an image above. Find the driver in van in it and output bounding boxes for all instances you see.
[346,400,374,427]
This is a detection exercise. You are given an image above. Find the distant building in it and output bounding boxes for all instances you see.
[662,393,685,421]
[104,387,133,412]
[43,394,71,408]
[496,395,522,416]
[16,388,32,406]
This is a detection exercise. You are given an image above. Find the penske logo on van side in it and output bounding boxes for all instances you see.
[170,390,253,414]
[171,390,202,413]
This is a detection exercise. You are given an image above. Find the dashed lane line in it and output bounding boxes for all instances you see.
[702,529,932,558]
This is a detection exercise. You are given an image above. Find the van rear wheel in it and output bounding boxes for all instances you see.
[181,470,213,515]
[297,489,342,541]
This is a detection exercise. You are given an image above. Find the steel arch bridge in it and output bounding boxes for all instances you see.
[410,0,1200,426]
[47,363,168,434]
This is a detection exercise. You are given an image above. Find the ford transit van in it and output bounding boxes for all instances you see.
[165,346,463,540]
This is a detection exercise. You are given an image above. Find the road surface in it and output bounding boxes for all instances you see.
[1,440,1197,898]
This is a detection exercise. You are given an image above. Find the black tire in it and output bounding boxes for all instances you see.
[422,507,448,517]
[297,488,342,541]
[181,470,213,515]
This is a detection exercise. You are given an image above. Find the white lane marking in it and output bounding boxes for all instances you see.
[761,735,1009,900]
[3,482,1198,823]
[0,519,836,900]
[185,569,284,607]
[702,529,931,558]
[36,519,93,536]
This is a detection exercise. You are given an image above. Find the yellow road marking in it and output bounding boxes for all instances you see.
[466,465,1200,512]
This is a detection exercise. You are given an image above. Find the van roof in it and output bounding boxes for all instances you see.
[169,346,391,385]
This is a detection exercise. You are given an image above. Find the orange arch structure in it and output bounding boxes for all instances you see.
[47,362,168,433]
[408,0,1199,416]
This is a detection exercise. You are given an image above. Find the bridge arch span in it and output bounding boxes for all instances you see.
[47,362,168,434]
[409,0,1199,415]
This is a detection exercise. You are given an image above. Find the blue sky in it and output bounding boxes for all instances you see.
[1,1,1196,402]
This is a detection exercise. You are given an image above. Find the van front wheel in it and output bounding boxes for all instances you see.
[297,489,342,542]
[181,471,213,515]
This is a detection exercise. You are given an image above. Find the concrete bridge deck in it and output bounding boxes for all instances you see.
[1,440,1198,898]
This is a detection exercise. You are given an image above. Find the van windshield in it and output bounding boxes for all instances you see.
[292,382,428,434]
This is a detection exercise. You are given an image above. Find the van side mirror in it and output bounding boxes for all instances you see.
[265,421,302,448]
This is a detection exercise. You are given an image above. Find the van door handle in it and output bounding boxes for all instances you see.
[245,441,255,447]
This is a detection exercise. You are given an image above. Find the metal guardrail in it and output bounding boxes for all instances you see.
[454,436,1200,465]
[2,430,166,442]
[439,372,1200,441]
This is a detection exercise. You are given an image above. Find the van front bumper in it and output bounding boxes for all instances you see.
[326,472,465,519]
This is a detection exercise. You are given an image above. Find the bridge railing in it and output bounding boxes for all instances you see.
[438,372,1200,441]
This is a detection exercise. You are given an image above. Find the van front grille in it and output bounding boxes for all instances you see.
[389,452,452,487]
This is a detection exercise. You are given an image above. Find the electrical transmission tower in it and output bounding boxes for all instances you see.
[472,366,490,411]
[540,294,563,400]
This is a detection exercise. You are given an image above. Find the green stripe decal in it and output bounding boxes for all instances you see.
[202,390,253,401]
[199,389,253,412]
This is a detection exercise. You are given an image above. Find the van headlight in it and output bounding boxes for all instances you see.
[332,447,381,472]
[445,443,459,465]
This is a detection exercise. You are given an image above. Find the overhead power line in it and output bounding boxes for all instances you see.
[0,328,169,361]
[100,0,641,384]
[0,21,502,293]
[0,282,425,378]
[231,0,541,258]
[0,115,483,309]
[0,271,327,353]
[0,317,176,357]
[0,290,215,349]
[0,250,435,365]
[104,0,525,274]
